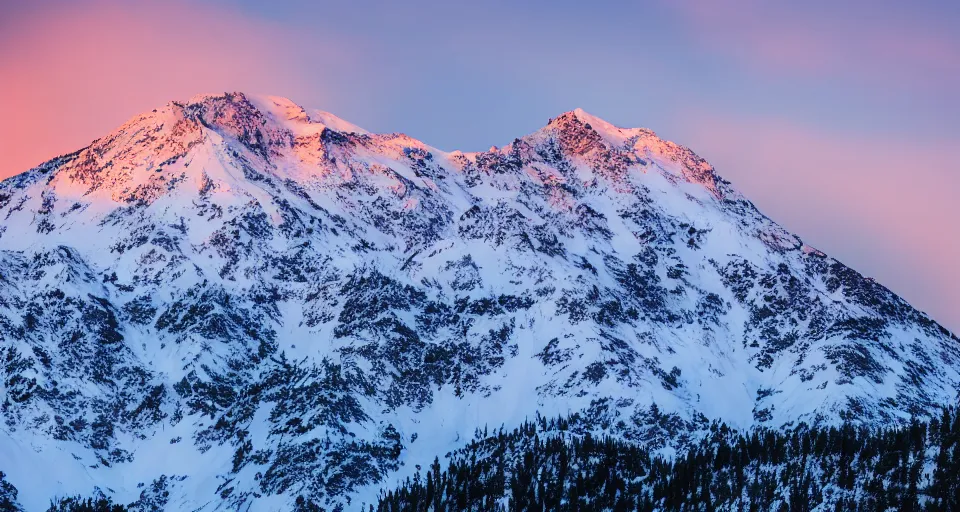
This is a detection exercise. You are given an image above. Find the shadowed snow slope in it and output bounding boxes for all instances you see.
[0,92,956,510]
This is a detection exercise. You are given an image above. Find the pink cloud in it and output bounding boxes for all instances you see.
[677,110,960,332]
[664,0,960,87]
[0,1,351,179]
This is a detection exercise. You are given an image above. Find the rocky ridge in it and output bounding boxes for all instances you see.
[0,92,956,510]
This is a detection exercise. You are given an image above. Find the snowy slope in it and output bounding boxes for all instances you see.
[0,92,957,510]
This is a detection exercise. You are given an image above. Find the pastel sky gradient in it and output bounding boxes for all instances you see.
[1,0,957,332]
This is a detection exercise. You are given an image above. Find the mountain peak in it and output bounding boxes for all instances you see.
[1,92,739,221]
[1,90,959,511]
[244,94,369,135]
[184,90,252,105]
[546,108,657,146]
[1,92,739,213]
[177,92,367,139]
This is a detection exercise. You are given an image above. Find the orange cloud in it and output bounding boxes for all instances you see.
[678,111,960,332]
[0,0,345,179]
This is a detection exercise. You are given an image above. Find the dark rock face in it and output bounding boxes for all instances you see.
[0,93,956,510]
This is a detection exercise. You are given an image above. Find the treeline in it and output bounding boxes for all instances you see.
[46,496,127,512]
[15,407,960,511]
[377,408,960,511]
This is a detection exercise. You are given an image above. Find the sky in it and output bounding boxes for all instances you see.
[0,0,957,333]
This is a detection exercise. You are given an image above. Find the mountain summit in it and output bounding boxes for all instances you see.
[0,92,957,510]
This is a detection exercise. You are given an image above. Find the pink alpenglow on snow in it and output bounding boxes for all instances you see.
[0,1,957,330]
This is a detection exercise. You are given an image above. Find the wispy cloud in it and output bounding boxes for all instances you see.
[663,0,960,90]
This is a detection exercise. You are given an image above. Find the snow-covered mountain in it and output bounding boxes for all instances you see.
[0,92,956,510]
